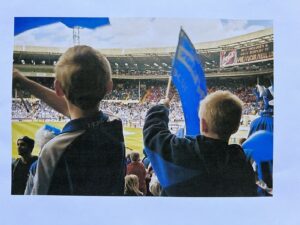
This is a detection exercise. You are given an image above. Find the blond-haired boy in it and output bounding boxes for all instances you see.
[14,45,125,195]
[143,90,257,196]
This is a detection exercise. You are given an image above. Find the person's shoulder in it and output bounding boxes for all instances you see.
[41,130,86,155]
[227,144,248,161]
[138,162,146,168]
[148,104,168,113]
[103,111,122,122]
[228,143,244,152]
[12,157,20,166]
[29,160,38,173]
[127,162,134,168]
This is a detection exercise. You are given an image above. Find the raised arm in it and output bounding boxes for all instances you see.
[13,69,69,117]
[143,100,196,166]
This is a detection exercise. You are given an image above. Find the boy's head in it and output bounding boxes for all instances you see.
[130,152,140,162]
[199,90,243,140]
[54,45,112,110]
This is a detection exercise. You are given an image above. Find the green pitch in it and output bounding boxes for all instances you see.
[12,121,144,159]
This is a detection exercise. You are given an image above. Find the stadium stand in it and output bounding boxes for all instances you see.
[12,28,273,132]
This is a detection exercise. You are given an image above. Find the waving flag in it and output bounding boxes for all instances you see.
[171,28,207,136]
[144,29,208,190]
[14,17,110,36]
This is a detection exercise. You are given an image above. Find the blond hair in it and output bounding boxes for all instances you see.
[124,174,143,196]
[199,90,243,139]
[55,45,111,110]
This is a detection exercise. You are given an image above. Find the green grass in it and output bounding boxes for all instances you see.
[12,121,144,159]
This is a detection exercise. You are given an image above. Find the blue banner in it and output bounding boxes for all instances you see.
[144,147,200,188]
[14,17,110,36]
[171,28,207,136]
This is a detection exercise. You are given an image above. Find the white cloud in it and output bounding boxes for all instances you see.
[14,18,270,49]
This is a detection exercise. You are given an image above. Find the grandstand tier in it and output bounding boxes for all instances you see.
[12,28,273,137]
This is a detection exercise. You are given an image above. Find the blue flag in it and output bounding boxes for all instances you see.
[242,130,273,181]
[14,17,110,36]
[171,28,207,136]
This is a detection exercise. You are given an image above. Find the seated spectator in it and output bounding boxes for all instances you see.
[143,91,257,196]
[124,174,143,196]
[12,136,38,195]
[127,152,147,195]
[24,125,61,194]
[149,172,162,196]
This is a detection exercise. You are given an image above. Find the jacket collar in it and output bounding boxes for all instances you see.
[62,111,108,133]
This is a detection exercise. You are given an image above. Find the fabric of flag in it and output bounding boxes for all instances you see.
[144,147,201,188]
[171,28,207,136]
[14,17,110,36]
[248,114,273,137]
[242,130,273,181]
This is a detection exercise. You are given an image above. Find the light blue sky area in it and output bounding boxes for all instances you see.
[14,18,272,48]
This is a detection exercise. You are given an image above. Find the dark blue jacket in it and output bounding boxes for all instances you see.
[143,105,257,197]
[32,111,126,196]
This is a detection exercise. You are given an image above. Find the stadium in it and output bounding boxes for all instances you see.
[12,27,273,158]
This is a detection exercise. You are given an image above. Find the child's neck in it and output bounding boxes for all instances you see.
[202,131,229,142]
[203,132,220,140]
[67,102,99,120]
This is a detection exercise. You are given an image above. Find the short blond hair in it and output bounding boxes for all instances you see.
[199,90,243,139]
[55,45,111,110]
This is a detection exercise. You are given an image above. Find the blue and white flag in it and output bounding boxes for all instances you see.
[14,17,110,36]
[171,28,207,136]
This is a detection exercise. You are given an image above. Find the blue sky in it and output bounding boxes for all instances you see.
[14,18,272,49]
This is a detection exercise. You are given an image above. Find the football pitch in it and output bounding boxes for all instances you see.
[12,121,144,159]
[12,121,249,159]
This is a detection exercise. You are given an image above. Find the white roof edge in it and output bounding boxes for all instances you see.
[14,28,273,55]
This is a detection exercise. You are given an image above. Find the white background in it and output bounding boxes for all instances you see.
[0,1,299,225]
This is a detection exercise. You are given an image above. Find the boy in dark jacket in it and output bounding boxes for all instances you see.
[143,90,257,196]
[13,46,125,195]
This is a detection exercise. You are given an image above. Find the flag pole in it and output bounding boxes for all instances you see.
[165,76,172,99]
[20,96,30,113]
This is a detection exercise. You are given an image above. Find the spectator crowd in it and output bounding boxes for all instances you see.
[12,78,264,125]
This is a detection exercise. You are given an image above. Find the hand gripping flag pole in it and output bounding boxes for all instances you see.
[165,76,172,99]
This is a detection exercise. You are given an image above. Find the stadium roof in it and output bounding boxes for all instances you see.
[14,28,273,56]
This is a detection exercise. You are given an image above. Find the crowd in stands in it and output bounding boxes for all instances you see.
[104,82,147,101]
[12,99,67,121]
[12,78,265,124]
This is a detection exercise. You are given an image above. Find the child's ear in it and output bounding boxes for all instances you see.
[54,80,65,97]
[106,80,113,94]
